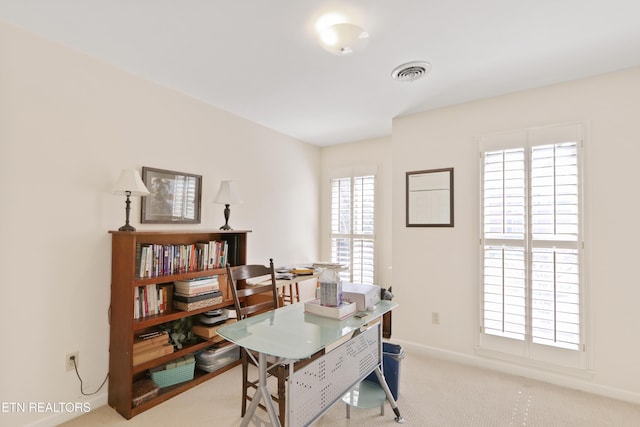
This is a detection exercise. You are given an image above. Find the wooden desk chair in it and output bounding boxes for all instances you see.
[226,259,287,422]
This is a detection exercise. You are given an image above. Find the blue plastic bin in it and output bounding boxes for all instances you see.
[366,342,404,400]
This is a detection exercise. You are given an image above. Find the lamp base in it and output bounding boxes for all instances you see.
[118,224,136,232]
[119,193,136,232]
[219,204,233,230]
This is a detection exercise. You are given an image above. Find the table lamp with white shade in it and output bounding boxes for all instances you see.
[213,180,242,230]
[112,169,150,232]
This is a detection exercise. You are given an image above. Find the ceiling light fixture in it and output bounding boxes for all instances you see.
[316,14,369,56]
[391,61,432,82]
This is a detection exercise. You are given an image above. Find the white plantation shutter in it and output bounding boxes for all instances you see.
[482,147,526,340]
[479,123,585,368]
[169,175,199,220]
[530,142,580,350]
[352,239,375,283]
[331,173,376,284]
[331,177,351,235]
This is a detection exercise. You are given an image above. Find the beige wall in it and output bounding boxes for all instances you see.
[0,21,319,426]
[391,67,640,403]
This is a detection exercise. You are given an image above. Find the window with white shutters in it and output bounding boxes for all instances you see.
[170,175,199,220]
[331,174,376,284]
[479,123,585,368]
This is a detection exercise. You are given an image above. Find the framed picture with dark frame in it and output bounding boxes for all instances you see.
[141,167,202,224]
[406,167,454,227]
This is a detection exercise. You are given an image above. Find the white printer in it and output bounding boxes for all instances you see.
[342,282,380,311]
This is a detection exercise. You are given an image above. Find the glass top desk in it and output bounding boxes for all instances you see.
[217,300,403,427]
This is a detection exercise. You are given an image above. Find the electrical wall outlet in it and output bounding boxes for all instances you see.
[66,352,79,372]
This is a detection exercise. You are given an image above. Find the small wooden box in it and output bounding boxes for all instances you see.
[192,319,236,339]
[131,379,159,407]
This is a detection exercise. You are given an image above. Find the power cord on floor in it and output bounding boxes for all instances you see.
[70,356,109,396]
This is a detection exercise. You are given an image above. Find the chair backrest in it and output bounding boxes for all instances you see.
[226,259,279,320]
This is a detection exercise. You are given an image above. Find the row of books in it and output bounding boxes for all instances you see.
[136,240,230,279]
[173,277,221,311]
[173,289,223,312]
[173,276,222,311]
[132,331,173,366]
[174,276,219,296]
[134,284,171,319]
[134,277,222,319]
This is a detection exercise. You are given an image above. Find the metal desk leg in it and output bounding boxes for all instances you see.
[240,352,281,427]
[373,367,406,423]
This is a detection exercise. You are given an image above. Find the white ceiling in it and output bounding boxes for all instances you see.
[2,0,640,146]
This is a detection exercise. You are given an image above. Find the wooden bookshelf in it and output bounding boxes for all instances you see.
[108,230,249,419]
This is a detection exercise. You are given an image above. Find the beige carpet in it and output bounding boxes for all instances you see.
[61,351,640,426]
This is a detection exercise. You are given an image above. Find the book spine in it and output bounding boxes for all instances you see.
[145,247,151,278]
[135,243,142,278]
[208,240,214,268]
[173,290,222,303]
[163,245,169,276]
[172,295,223,311]
[173,286,217,296]
[221,241,228,268]
[139,287,144,318]
[141,287,148,317]
[134,288,140,319]
[146,285,154,315]
[214,241,221,268]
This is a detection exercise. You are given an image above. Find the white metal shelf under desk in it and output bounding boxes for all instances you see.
[217,300,403,427]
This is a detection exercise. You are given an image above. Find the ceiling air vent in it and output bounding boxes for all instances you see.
[391,61,431,82]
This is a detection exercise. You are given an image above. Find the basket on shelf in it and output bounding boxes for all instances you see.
[149,355,195,388]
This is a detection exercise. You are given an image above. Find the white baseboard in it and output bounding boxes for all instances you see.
[391,338,640,406]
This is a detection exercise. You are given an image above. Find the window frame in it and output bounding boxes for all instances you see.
[476,122,588,371]
[329,167,377,284]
